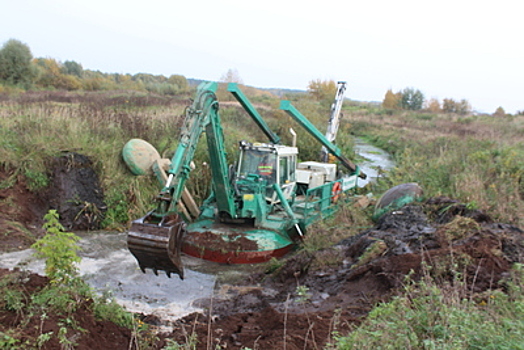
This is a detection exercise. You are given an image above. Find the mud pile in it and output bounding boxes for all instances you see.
[48,152,106,230]
[0,152,106,252]
[163,197,524,350]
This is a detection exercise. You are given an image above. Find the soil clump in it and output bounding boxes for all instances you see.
[47,152,106,231]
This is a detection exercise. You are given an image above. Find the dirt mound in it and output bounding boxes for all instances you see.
[0,171,47,251]
[0,152,106,251]
[165,304,362,350]
[163,198,524,350]
[47,152,106,230]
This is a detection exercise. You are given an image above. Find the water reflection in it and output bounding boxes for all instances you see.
[354,138,395,187]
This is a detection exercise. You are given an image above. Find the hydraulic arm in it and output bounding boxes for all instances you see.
[280,100,366,179]
[159,82,237,220]
[227,83,281,144]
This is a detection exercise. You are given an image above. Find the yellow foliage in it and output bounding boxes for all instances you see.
[426,98,441,113]
[307,79,336,101]
[33,58,82,90]
[382,89,401,109]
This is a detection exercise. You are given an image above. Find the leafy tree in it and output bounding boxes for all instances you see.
[442,98,456,113]
[442,98,471,115]
[168,74,188,92]
[456,99,471,115]
[61,60,83,77]
[82,70,117,90]
[494,106,506,117]
[34,58,82,90]
[112,73,145,90]
[0,39,35,87]
[400,87,424,110]
[426,98,441,113]
[133,73,166,85]
[307,79,337,102]
[382,89,401,110]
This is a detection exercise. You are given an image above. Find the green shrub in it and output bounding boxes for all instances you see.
[23,168,49,191]
[0,331,20,349]
[92,292,134,328]
[31,210,81,285]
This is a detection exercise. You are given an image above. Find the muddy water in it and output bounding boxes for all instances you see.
[354,138,395,187]
[0,232,218,322]
[0,230,270,322]
[0,139,393,322]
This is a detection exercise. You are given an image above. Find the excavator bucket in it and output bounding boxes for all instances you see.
[127,212,186,279]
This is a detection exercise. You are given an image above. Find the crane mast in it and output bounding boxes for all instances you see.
[321,81,347,163]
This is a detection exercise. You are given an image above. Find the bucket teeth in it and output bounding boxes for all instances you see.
[127,213,186,279]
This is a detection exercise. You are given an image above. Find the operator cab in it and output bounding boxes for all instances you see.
[236,141,298,203]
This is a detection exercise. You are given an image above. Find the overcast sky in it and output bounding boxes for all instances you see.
[2,0,522,113]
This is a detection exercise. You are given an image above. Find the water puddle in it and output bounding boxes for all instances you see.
[354,138,395,187]
[0,232,217,322]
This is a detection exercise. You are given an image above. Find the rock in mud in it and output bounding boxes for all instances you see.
[373,182,423,220]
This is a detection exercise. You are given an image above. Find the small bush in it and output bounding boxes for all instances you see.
[23,168,49,191]
[31,210,81,285]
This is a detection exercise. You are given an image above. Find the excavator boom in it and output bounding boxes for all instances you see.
[280,100,366,179]
[128,82,238,279]
[126,81,365,280]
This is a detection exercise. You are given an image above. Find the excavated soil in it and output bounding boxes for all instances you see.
[160,198,524,349]
[0,152,105,252]
[1,161,524,349]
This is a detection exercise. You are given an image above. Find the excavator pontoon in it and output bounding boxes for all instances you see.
[123,82,366,279]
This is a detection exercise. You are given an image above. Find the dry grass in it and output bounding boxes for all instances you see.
[349,110,524,226]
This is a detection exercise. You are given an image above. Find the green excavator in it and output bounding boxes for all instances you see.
[123,82,367,279]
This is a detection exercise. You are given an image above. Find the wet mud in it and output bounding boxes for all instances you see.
[151,197,523,350]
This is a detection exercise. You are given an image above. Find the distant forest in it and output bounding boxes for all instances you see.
[0,38,307,99]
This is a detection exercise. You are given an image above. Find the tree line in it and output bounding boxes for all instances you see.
[382,87,520,116]
[0,39,188,95]
[2,38,517,115]
[383,87,475,115]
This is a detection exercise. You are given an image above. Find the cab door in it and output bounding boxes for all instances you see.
[278,155,297,201]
